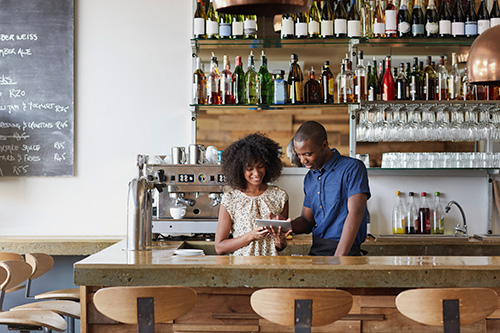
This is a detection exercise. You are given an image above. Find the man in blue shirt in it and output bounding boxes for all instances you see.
[291,121,371,256]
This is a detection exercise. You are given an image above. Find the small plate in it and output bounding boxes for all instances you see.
[174,249,205,256]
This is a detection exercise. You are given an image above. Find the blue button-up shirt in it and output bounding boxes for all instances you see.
[303,149,371,246]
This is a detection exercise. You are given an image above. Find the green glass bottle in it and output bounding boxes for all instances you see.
[258,51,272,104]
[244,51,258,104]
[232,56,245,104]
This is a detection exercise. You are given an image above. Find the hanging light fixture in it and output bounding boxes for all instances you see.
[467,25,500,85]
[213,0,311,16]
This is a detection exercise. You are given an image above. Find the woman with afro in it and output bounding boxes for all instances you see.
[215,133,291,256]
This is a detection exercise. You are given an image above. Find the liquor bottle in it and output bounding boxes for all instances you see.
[258,51,272,104]
[361,0,373,37]
[373,0,386,37]
[477,0,490,34]
[378,59,385,99]
[436,55,449,100]
[396,63,408,100]
[392,191,407,234]
[281,13,295,39]
[207,53,220,105]
[382,56,395,101]
[432,192,445,234]
[232,14,244,39]
[425,0,439,37]
[407,192,418,234]
[337,60,346,103]
[412,0,425,37]
[304,67,323,103]
[439,0,452,37]
[491,0,500,27]
[423,56,437,100]
[348,0,362,37]
[385,0,398,37]
[244,15,258,39]
[219,12,232,39]
[342,59,357,102]
[465,0,478,37]
[220,55,234,105]
[273,70,287,104]
[233,56,245,104]
[321,0,334,38]
[192,57,206,104]
[334,0,348,37]
[405,62,411,80]
[309,0,321,38]
[244,51,258,104]
[462,67,475,100]
[321,60,335,103]
[193,0,206,39]
[206,0,219,39]
[448,52,461,100]
[419,192,431,234]
[288,53,304,104]
[398,0,411,37]
[295,11,308,38]
[355,50,367,101]
[451,0,466,37]
[367,65,378,101]
[409,57,421,101]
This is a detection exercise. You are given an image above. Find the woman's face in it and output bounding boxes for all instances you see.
[243,160,266,187]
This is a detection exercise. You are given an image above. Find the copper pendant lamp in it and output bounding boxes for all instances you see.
[467,25,500,85]
[213,0,312,16]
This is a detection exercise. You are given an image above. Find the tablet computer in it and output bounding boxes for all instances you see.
[255,219,292,232]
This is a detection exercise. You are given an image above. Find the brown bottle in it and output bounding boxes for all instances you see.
[304,67,323,103]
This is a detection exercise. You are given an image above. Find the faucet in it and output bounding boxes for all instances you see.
[209,192,222,207]
[445,200,468,237]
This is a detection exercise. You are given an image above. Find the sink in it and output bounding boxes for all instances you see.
[473,234,500,241]
[375,235,470,242]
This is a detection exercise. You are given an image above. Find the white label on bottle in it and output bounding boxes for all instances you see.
[232,21,243,36]
[348,20,361,37]
[244,19,257,35]
[282,17,294,36]
[399,21,411,33]
[334,18,347,34]
[451,22,465,35]
[439,20,451,34]
[491,17,500,27]
[321,20,334,36]
[219,23,231,37]
[385,10,397,33]
[295,22,308,37]
[193,18,205,36]
[309,21,320,34]
[373,22,385,35]
[206,20,219,36]
[426,22,439,34]
[478,19,490,34]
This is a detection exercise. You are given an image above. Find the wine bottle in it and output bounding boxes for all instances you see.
[367,65,378,101]
[192,57,206,104]
[425,0,439,37]
[373,0,386,37]
[281,13,295,39]
[419,192,431,234]
[447,52,461,100]
[206,0,219,39]
[439,0,452,37]
[321,0,335,38]
[398,0,411,37]
[361,0,373,37]
[465,0,478,37]
[295,11,309,38]
[193,0,206,39]
[423,56,437,100]
[207,53,220,105]
[288,53,304,104]
[258,51,272,104]
[233,56,245,104]
[304,67,323,103]
[343,59,357,103]
[321,61,335,103]
[232,14,244,39]
[219,12,232,39]
[452,0,466,37]
[244,15,258,39]
[385,0,398,37]
[437,55,448,100]
[220,55,234,105]
[491,0,500,27]
[396,63,408,100]
[355,50,367,101]
[348,0,362,37]
[382,56,395,101]
[477,0,490,34]
[309,0,321,38]
[334,0,348,37]
[409,57,422,101]
[244,51,258,104]
[412,0,425,37]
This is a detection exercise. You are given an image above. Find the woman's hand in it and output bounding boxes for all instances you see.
[250,225,269,241]
[266,219,292,251]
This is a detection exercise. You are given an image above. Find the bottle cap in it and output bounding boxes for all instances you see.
[409,192,414,196]
[396,191,401,195]
[421,192,427,196]
[291,53,298,60]
[324,60,330,66]
[435,191,440,196]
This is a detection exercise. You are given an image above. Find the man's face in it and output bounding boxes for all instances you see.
[293,139,329,170]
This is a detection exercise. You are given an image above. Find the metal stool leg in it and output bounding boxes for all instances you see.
[443,299,460,333]
[137,297,155,333]
[294,299,312,333]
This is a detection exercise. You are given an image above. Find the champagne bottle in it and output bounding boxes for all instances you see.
[220,55,234,105]
[465,0,478,37]
[409,57,421,101]
[436,55,448,100]
[321,61,335,103]
[373,0,386,37]
[448,52,461,100]
[452,0,466,37]
[491,0,500,27]
[206,0,219,39]
[477,0,490,34]
[334,0,348,37]
[423,56,437,100]
[439,0,452,37]
[367,65,378,101]
[244,51,258,104]
[258,51,272,104]
[321,0,335,38]
[281,13,295,39]
[348,0,362,37]
[288,53,304,104]
[295,11,309,38]
[207,53,220,105]
[356,50,367,101]
[233,56,245,105]
[193,0,206,39]
[304,67,323,103]
[192,57,206,104]
[309,0,321,38]
[232,14,244,39]
[382,56,395,101]
[396,63,408,100]
[398,0,411,37]
[385,0,398,37]
[218,12,232,39]
[412,0,425,37]
[425,0,439,37]
[361,0,373,37]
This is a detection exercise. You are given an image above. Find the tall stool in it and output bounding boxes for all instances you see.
[93,286,197,333]
[396,287,499,332]
[250,288,353,333]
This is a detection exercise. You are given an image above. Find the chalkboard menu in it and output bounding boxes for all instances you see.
[0,0,74,177]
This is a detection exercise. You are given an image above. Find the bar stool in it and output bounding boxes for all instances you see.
[396,287,499,332]
[250,288,353,333]
[93,286,197,333]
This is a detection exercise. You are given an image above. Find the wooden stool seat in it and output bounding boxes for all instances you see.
[0,308,67,332]
[11,300,80,319]
[34,288,80,301]
[250,288,353,330]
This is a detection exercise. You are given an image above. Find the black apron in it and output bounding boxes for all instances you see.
[309,237,366,256]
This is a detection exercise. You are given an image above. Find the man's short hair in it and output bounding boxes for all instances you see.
[294,121,328,146]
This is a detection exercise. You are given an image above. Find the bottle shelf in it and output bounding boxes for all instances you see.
[190,103,348,109]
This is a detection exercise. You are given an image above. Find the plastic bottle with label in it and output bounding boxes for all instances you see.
[392,191,407,234]
[432,192,445,234]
